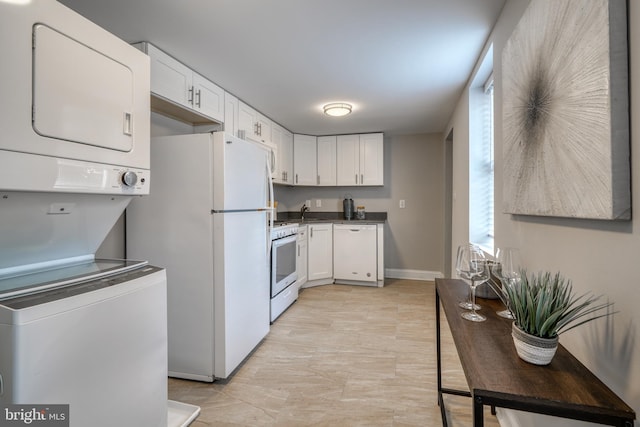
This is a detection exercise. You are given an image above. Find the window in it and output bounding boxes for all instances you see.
[469,47,495,254]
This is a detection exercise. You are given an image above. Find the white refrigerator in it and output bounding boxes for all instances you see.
[126,132,272,381]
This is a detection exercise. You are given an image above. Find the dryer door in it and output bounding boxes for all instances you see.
[33,24,134,152]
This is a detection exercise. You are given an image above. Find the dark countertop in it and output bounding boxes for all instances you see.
[275,211,387,225]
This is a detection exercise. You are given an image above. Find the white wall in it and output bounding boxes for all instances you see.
[447,0,640,425]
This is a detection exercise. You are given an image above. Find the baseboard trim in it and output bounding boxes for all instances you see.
[384,268,443,281]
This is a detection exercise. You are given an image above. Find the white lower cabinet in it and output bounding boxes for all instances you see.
[333,224,377,283]
[307,223,333,282]
[304,222,384,288]
[296,225,308,288]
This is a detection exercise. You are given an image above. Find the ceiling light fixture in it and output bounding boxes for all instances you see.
[323,103,352,117]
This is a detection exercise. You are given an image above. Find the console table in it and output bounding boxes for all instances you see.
[435,278,635,427]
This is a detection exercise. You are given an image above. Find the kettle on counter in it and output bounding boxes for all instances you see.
[343,195,354,220]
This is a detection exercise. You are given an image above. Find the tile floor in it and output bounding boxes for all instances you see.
[168,279,500,426]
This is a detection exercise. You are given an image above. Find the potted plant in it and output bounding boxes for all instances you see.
[498,271,614,365]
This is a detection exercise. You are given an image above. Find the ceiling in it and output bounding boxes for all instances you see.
[58,0,506,136]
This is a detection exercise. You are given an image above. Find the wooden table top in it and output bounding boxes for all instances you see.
[436,278,635,425]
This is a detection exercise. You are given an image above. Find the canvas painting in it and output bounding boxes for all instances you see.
[501,0,630,220]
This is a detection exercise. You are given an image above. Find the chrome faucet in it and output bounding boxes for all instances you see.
[300,204,309,220]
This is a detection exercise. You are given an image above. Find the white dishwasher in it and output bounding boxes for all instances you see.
[333,224,378,284]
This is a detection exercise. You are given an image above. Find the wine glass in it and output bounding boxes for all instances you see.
[456,243,489,322]
[492,247,522,319]
[455,244,480,311]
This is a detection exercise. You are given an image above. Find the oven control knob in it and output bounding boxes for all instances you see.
[121,171,138,187]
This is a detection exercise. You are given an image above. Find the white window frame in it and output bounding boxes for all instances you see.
[469,47,495,255]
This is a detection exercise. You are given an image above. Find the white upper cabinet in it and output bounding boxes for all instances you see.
[336,134,360,186]
[293,134,317,186]
[337,133,384,186]
[134,42,224,124]
[272,123,293,185]
[192,72,224,122]
[317,136,337,186]
[239,101,272,145]
[359,133,384,185]
[224,91,239,137]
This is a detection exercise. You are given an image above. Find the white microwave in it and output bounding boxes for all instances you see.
[0,0,150,195]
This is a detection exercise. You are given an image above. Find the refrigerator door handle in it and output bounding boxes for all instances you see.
[266,157,275,258]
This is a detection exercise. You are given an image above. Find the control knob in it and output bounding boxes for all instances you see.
[121,171,138,187]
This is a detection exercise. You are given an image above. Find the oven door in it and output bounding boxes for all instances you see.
[271,234,297,297]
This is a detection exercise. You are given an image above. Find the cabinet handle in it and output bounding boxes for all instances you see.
[254,122,259,135]
[296,173,298,184]
[360,174,364,184]
[188,86,194,105]
[355,174,358,184]
[310,227,313,238]
[195,89,201,108]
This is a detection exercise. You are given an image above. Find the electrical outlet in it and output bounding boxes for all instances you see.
[399,199,406,209]
[316,199,322,207]
[305,200,311,208]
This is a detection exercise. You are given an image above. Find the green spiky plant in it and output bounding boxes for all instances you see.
[502,270,615,339]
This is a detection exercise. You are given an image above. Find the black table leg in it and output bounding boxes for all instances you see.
[473,396,485,427]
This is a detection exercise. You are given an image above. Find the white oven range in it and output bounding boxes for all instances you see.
[270,223,299,322]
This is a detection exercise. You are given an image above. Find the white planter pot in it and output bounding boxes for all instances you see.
[511,323,559,365]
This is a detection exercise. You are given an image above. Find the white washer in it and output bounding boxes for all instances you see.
[0,261,169,427]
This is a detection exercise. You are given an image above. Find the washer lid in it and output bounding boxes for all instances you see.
[0,258,148,301]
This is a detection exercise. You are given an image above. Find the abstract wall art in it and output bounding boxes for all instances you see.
[501,0,629,220]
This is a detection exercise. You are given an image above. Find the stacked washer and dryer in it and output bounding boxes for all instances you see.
[0,1,197,426]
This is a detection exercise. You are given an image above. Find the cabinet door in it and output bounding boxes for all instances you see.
[224,92,239,137]
[256,113,272,145]
[193,72,224,122]
[146,43,192,109]
[293,134,317,186]
[317,136,337,186]
[336,134,360,186]
[307,224,333,281]
[359,133,384,186]
[271,124,284,183]
[281,129,294,184]
[238,101,257,140]
[333,225,377,282]
[296,226,308,287]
